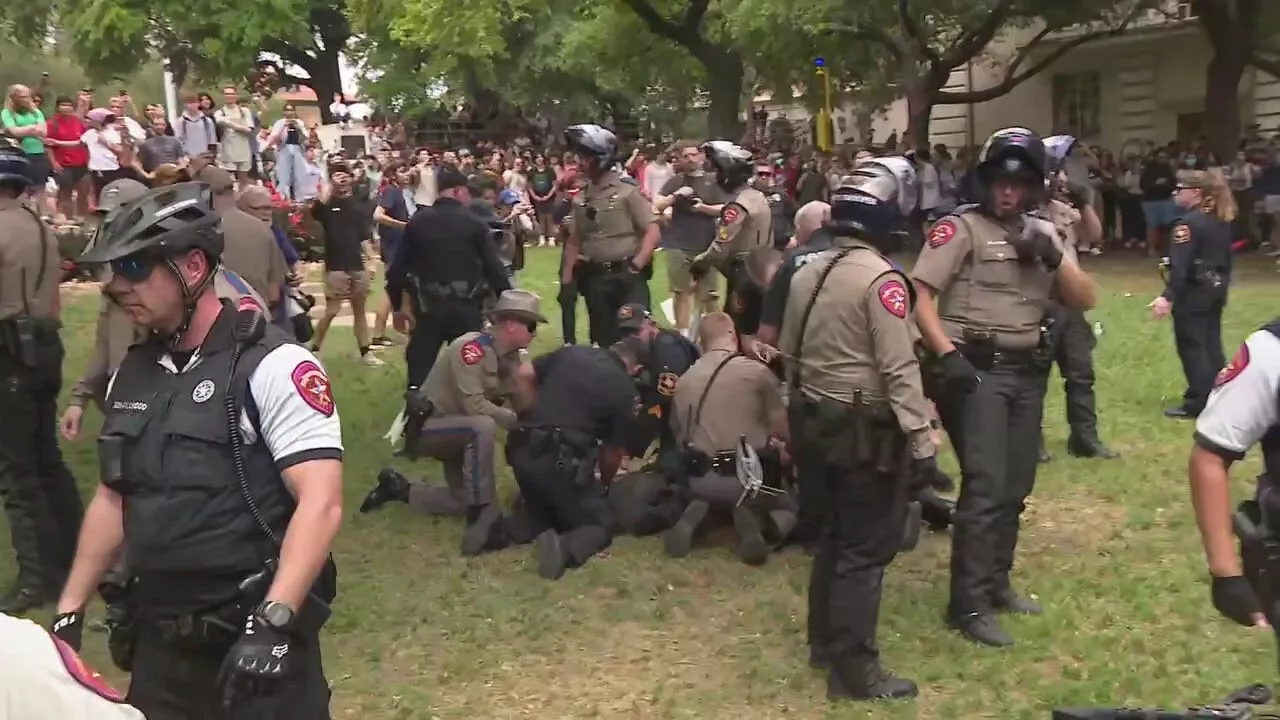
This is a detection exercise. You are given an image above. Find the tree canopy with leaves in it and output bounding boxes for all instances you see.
[3,0,354,122]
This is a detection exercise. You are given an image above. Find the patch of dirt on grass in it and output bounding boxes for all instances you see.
[432,620,756,718]
[1022,491,1127,554]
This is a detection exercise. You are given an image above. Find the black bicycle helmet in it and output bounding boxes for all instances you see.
[563,123,618,168]
[0,142,33,191]
[702,140,754,191]
[977,127,1047,183]
[78,181,224,265]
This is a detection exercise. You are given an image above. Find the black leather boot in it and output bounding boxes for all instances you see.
[827,656,918,700]
[359,467,411,513]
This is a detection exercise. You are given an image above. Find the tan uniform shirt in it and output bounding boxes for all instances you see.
[423,331,520,429]
[70,269,269,408]
[708,186,772,270]
[910,210,1058,351]
[572,171,654,262]
[219,207,288,304]
[779,239,934,458]
[670,348,781,455]
[0,197,59,320]
[0,612,145,719]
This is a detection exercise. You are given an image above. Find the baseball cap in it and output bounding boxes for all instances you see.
[615,303,651,332]
[498,188,521,205]
[197,166,235,193]
[96,179,149,214]
[86,108,115,124]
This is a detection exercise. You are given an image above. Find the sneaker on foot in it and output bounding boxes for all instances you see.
[362,353,385,367]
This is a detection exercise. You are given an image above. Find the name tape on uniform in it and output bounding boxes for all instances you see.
[1172,224,1191,244]
[928,220,956,249]
[878,280,909,318]
[1215,343,1250,387]
[291,361,335,417]
[460,341,486,366]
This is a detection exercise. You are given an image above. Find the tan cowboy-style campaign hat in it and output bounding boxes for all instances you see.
[490,289,548,324]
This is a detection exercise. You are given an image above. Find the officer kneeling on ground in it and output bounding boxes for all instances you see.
[666,312,796,564]
[54,182,343,718]
[911,128,1097,648]
[780,155,938,701]
[607,303,700,536]
[360,290,539,557]
[0,145,84,614]
[469,337,645,579]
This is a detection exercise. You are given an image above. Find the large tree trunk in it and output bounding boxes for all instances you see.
[703,50,744,140]
[306,49,343,125]
[1204,50,1247,161]
[904,81,934,151]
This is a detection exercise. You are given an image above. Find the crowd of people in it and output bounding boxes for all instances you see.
[1,71,1278,716]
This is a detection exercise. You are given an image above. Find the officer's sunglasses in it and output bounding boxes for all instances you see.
[110,253,163,283]
[523,321,537,334]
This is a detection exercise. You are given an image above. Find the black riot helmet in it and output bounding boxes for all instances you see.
[701,140,754,191]
[829,156,918,241]
[977,127,1047,186]
[0,141,33,194]
[78,181,226,347]
[563,123,619,175]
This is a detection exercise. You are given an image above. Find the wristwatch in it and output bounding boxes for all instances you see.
[256,600,296,631]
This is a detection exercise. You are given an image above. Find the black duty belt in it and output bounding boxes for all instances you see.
[142,611,239,646]
[419,280,479,300]
[954,343,1038,371]
[584,260,630,273]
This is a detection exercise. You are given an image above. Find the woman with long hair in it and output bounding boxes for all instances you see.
[1150,168,1236,419]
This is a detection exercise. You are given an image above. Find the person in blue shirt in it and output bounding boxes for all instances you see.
[372,161,417,346]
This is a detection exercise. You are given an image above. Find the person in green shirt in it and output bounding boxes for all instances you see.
[2,84,51,208]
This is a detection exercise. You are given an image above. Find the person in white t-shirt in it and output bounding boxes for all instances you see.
[329,93,350,127]
[915,147,942,238]
[81,108,133,201]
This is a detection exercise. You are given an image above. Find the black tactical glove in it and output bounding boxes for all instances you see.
[217,613,295,708]
[51,611,84,652]
[1211,575,1265,627]
[939,350,980,395]
[1013,223,1064,270]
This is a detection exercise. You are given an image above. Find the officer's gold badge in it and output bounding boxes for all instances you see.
[657,372,679,397]
[1172,224,1191,244]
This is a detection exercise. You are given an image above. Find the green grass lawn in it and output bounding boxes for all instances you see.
[12,249,1280,719]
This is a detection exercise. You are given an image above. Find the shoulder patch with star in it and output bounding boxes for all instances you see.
[877,280,909,319]
[928,220,956,248]
[460,341,486,366]
[291,361,335,417]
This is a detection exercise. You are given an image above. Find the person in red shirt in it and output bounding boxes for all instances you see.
[45,96,91,221]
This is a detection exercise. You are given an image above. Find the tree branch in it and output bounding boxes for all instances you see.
[682,0,710,33]
[939,0,1015,71]
[822,24,903,61]
[897,0,939,65]
[936,4,1145,105]
[616,0,697,48]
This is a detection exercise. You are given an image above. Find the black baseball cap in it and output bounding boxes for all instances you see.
[437,166,471,192]
[616,303,651,332]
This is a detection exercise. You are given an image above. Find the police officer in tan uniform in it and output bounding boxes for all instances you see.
[691,141,772,339]
[360,290,542,554]
[560,124,660,348]
[0,612,145,719]
[665,312,795,564]
[0,145,84,613]
[779,156,934,701]
[911,128,1098,648]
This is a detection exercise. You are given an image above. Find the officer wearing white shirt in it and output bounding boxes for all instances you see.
[54,182,343,718]
[1189,322,1280,637]
[0,612,146,719]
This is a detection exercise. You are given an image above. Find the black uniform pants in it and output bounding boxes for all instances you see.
[788,401,825,546]
[1049,303,1101,441]
[936,361,1047,617]
[607,468,685,536]
[1172,293,1226,414]
[404,299,484,389]
[504,439,612,568]
[128,616,330,720]
[559,278,580,345]
[581,266,650,348]
[0,351,83,591]
[797,405,907,661]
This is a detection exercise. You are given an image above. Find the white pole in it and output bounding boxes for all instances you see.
[162,59,179,126]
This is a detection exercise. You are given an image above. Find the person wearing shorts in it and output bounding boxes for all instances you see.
[45,97,90,220]
[309,162,383,366]
[653,140,725,334]
[2,84,51,209]
[1139,151,1178,254]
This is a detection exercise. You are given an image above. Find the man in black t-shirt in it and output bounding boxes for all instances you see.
[652,140,727,335]
[528,154,559,245]
[309,162,383,366]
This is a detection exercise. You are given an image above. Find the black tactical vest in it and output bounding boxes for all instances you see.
[101,309,294,581]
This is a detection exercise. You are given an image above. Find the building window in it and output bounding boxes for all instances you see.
[1176,1,1197,20]
[1052,72,1102,139]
